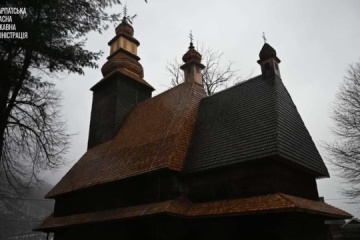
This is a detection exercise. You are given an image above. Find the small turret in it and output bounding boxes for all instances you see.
[257,42,281,78]
[180,32,205,85]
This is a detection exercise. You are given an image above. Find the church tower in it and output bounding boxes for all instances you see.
[257,42,281,78]
[180,41,205,85]
[88,17,154,149]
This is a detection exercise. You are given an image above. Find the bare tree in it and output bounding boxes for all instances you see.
[166,44,242,95]
[327,60,360,200]
[0,0,127,197]
[0,74,69,197]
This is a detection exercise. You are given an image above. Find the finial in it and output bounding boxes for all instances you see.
[262,32,267,43]
[189,30,194,48]
[121,4,137,24]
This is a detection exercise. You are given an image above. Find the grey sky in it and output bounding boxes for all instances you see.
[46,0,360,218]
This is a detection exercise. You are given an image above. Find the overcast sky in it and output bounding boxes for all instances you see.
[46,0,360,218]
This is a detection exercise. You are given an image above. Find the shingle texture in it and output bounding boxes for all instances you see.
[47,82,206,198]
[47,73,328,198]
[35,193,351,230]
[88,72,153,149]
[184,75,329,177]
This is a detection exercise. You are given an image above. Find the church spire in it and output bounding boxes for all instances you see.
[101,8,143,79]
[180,31,205,85]
[88,10,154,149]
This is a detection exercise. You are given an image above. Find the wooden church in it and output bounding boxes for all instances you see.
[35,18,351,239]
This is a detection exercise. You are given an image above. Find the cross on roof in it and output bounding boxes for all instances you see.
[189,30,194,43]
[122,4,137,24]
[262,32,267,43]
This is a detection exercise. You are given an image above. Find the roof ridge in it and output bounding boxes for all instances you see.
[134,82,191,108]
[279,193,352,218]
[150,82,197,169]
[171,83,206,170]
[272,75,329,177]
[206,74,262,98]
[342,217,360,227]
[277,193,297,208]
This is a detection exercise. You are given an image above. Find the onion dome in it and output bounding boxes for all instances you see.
[101,53,144,78]
[259,43,277,60]
[182,42,202,63]
[115,17,134,36]
[101,16,143,78]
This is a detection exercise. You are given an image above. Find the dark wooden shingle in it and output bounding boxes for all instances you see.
[184,75,329,177]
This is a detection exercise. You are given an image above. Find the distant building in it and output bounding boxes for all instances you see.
[35,18,351,239]
[342,218,360,240]
[326,218,360,240]
[325,219,346,240]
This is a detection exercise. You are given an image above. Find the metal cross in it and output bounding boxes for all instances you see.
[189,30,194,43]
[262,32,267,43]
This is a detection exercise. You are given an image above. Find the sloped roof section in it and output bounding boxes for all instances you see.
[184,75,329,177]
[35,200,189,231]
[47,82,206,198]
[274,76,328,176]
[91,69,155,91]
[35,193,351,231]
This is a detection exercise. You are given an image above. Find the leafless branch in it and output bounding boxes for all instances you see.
[166,43,245,95]
[0,77,69,197]
[326,60,360,201]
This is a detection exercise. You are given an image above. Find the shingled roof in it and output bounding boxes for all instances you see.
[46,82,206,198]
[48,73,328,197]
[35,193,351,231]
[184,74,329,177]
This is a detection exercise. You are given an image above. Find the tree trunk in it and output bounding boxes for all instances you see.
[0,54,12,162]
[0,80,10,162]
